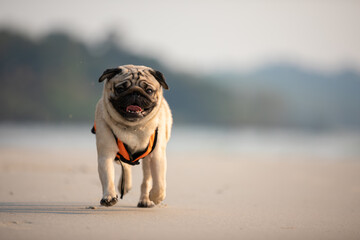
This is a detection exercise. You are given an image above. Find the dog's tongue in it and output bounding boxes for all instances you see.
[126,105,142,112]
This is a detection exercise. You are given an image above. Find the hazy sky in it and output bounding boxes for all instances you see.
[1,0,360,73]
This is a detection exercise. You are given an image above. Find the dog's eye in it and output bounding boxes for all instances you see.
[115,86,125,94]
[146,89,154,95]
[115,82,130,93]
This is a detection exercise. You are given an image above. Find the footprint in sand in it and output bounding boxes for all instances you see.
[0,220,33,229]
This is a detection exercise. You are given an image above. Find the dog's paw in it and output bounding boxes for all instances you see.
[100,195,118,207]
[149,188,166,205]
[137,199,155,208]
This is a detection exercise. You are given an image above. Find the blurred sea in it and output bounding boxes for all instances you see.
[0,123,359,161]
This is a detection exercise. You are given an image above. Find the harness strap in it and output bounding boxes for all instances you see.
[120,163,125,199]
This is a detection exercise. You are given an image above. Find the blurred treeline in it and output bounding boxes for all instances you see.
[0,29,233,125]
[1,29,360,129]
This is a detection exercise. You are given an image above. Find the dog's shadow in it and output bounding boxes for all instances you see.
[0,202,147,215]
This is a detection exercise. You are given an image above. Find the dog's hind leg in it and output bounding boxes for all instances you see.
[118,162,132,198]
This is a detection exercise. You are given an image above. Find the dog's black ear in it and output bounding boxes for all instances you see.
[98,68,122,82]
[150,70,169,90]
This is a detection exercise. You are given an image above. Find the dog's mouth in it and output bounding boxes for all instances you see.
[110,90,156,121]
[126,105,143,113]
[110,99,155,121]
[123,104,149,117]
[120,104,154,120]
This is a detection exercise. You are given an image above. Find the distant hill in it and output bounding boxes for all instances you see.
[208,64,360,129]
[1,29,360,129]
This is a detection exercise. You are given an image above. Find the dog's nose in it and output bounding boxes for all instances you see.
[126,87,143,98]
[132,91,141,97]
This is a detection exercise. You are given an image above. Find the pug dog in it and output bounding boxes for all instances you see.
[93,64,172,208]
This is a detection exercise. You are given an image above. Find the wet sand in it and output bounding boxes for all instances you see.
[0,146,360,240]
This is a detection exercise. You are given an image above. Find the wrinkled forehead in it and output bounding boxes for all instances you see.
[111,65,159,87]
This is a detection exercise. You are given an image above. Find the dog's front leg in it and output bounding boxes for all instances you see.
[95,120,119,207]
[98,156,118,206]
[137,158,154,208]
[149,150,167,205]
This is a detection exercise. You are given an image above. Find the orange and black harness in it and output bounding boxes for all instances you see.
[91,123,158,166]
[91,123,158,198]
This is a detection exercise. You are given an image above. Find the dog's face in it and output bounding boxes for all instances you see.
[99,65,169,123]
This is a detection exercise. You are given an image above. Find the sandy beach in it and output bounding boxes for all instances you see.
[0,126,360,240]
